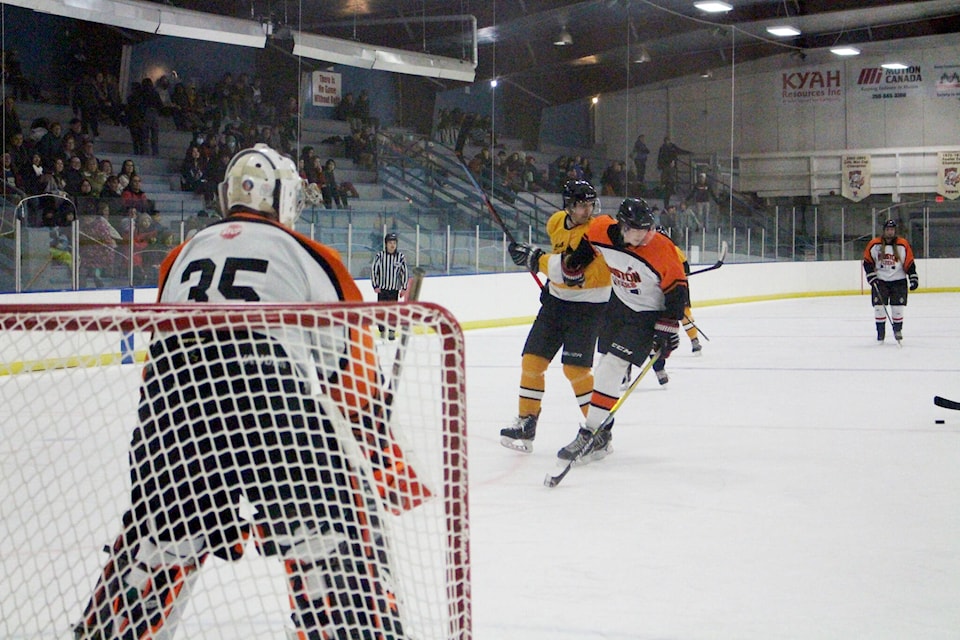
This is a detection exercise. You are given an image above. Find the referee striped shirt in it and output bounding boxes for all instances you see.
[371,250,409,291]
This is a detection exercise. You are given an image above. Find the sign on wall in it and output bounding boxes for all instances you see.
[311,71,342,107]
[780,68,843,104]
[841,155,871,202]
[936,151,960,200]
[852,65,923,100]
[933,64,960,98]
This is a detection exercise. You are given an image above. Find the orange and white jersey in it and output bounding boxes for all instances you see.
[157,212,365,390]
[863,237,915,282]
[583,215,687,313]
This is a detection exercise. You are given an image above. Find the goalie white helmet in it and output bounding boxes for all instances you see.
[219,143,304,227]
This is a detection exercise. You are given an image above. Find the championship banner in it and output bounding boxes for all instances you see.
[936,151,960,200]
[841,155,871,202]
[311,70,342,107]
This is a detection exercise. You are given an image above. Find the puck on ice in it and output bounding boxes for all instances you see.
[935,419,945,424]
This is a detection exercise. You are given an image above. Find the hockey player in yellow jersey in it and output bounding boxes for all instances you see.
[500,180,612,452]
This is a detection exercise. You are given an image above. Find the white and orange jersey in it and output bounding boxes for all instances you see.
[863,236,915,282]
[539,209,612,303]
[583,215,687,314]
[157,212,368,395]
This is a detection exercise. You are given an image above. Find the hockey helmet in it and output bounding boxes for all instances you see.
[562,179,598,210]
[616,198,655,230]
[219,143,304,228]
[883,219,897,229]
[384,232,399,245]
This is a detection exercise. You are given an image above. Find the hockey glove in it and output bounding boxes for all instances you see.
[909,274,919,291]
[509,242,545,274]
[652,319,680,355]
[559,240,594,288]
[865,271,878,286]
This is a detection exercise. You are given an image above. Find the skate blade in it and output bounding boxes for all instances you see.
[556,446,612,467]
[499,436,533,453]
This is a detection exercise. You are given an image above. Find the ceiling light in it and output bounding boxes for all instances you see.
[693,2,733,13]
[830,46,861,56]
[700,70,714,79]
[554,28,573,46]
[766,26,801,37]
[633,47,651,63]
[881,62,909,70]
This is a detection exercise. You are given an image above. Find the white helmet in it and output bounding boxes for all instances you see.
[219,143,304,227]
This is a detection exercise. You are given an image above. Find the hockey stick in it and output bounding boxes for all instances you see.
[687,240,728,276]
[387,266,427,402]
[455,154,544,289]
[544,347,662,488]
[934,396,960,410]
[683,314,710,342]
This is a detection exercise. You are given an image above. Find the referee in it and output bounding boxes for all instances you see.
[370,232,409,339]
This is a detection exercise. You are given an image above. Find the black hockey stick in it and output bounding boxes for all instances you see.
[386,266,426,404]
[687,240,728,276]
[455,154,544,289]
[544,347,661,488]
[683,314,710,342]
[934,396,960,410]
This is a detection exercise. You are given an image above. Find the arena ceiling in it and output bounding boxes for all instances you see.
[156,0,960,106]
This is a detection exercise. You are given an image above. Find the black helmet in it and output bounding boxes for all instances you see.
[562,180,598,210]
[883,219,897,229]
[616,198,654,230]
[384,232,398,244]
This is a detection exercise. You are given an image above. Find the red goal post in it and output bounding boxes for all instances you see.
[0,302,470,639]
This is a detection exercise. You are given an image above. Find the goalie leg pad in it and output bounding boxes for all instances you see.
[75,531,207,640]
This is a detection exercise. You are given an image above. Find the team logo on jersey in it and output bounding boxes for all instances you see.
[220,223,243,239]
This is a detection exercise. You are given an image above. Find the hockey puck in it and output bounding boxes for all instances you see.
[935,419,945,424]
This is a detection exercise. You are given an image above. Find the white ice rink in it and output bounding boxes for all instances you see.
[2,292,959,639]
[466,292,960,640]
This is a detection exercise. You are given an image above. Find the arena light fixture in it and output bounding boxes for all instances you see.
[554,27,573,46]
[830,46,861,56]
[693,2,733,13]
[881,62,909,70]
[766,26,801,37]
[292,31,476,82]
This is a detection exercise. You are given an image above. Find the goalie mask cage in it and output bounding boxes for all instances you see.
[0,302,470,640]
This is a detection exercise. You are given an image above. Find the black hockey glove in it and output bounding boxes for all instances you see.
[909,274,919,291]
[559,239,596,288]
[652,319,680,355]
[865,271,878,286]
[509,242,545,274]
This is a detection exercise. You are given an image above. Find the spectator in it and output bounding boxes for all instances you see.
[64,118,86,147]
[335,92,355,123]
[64,155,84,196]
[6,131,32,176]
[37,121,64,169]
[321,159,346,209]
[139,78,164,157]
[121,174,151,212]
[72,73,101,138]
[631,133,650,185]
[180,144,212,204]
[75,179,99,216]
[355,89,372,129]
[117,159,137,190]
[3,96,22,145]
[522,155,544,192]
[78,202,121,288]
[77,138,97,166]
[94,72,122,126]
[81,156,107,196]
[22,152,46,196]
[2,151,26,202]
[656,136,692,208]
[692,172,716,231]
[99,174,123,211]
[600,161,627,196]
[125,82,146,155]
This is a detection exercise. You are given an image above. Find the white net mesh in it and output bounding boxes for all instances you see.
[0,302,469,640]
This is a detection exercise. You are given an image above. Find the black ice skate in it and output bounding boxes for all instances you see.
[691,337,702,354]
[557,426,612,465]
[499,415,538,452]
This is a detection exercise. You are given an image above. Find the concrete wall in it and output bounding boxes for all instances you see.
[3,258,958,330]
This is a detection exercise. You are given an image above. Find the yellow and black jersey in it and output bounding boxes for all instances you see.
[538,209,612,303]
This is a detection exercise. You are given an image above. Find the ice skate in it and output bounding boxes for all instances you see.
[499,415,538,452]
[691,337,702,355]
[876,323,885,342]
[557,426,612,465]
[656,369,669,385]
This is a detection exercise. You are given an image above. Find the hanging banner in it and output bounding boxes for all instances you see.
[311,71,342,107]
[841,155,871,202]
[936,151,960,200]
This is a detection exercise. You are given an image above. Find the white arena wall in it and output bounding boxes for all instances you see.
[1,258,958,329]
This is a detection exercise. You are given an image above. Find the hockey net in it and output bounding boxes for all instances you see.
[0,302,469,640]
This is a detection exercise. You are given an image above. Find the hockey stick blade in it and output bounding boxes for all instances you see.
[544,348,661,488]
[934,396,960,410]
[687,240,728,276]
